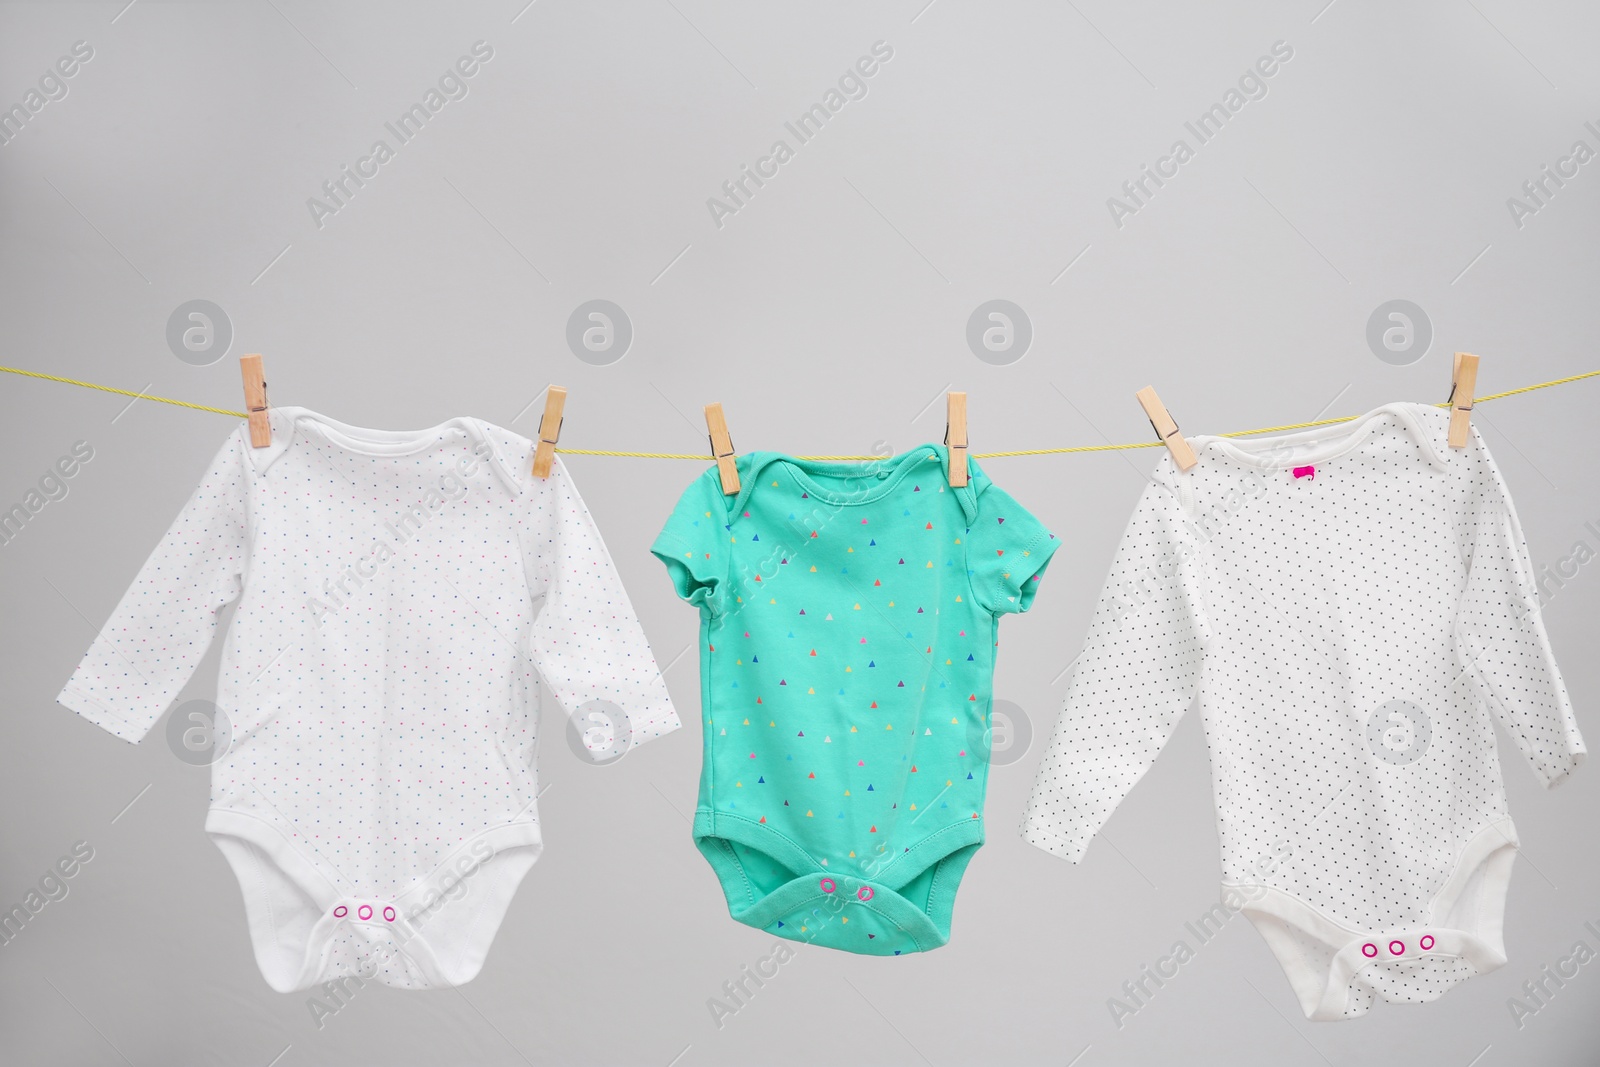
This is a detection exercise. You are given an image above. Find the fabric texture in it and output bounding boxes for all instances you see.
[1022,402,1583,1019]
[655,445,1056,955]
[58,406,678,991]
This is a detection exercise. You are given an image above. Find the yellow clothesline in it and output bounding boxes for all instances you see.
[2,364,1596,461]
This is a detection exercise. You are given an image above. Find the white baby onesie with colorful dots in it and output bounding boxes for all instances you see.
[57,407,679,992]
[1021,402,1583,1020]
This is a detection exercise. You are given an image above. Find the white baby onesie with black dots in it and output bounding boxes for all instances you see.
[57,407,679,992]
[1021,402,1583,1021]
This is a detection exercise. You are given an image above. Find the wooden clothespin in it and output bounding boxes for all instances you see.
[945,391,969,488]
[1448,353,1479,448]
[704,402,740,495]
[240,354,270,448]
[1136,386,1197,471]
[532,386,567,478]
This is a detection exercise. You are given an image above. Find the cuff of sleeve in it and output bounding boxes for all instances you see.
[1541,746,1585,789]
[624,701,683,752]
[574,698,682,764]
[1019,811,1090,865]
[650,536,720,612]
[56,685,145,744]
[992,530,1060,614]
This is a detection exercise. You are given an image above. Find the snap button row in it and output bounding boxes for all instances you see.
[817,877,875,902]
[331,902,397,923]
[1361,933,1434,959]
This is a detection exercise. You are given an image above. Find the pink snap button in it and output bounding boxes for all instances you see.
[857,886,874,902]
[1389,940,1405,956]
[1420,935,1434,951]
[1362,943,1378,958]
[819,878,836,894]
[332,905,347,918]
[383,906,397,922]
[357,905,373,921]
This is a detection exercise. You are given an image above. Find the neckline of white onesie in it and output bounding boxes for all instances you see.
[249,406,528,493]
[287,406,480,457]
[1190,401,1446,471]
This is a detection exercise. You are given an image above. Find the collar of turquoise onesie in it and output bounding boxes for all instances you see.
[726,445,980,525]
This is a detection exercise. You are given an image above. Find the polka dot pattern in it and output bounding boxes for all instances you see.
[57,407,680,990]
[654,448,1058,954]
[1022,403,1584,1016]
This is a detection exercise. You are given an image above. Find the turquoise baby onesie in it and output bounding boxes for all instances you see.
[653,445,1057,955]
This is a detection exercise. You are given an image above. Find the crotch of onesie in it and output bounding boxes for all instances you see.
[692,808,984,957]
[1235,817,1519,1020]
[206,808,543,992]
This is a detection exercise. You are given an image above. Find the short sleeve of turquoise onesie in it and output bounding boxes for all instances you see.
[652,446,1058,957]
[963,480,1054,615]
[652,468,729,615]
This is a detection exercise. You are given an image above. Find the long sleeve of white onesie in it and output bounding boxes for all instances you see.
[57,429,251,740]
[1456,458,1585,787]
[1019,478,1208,864]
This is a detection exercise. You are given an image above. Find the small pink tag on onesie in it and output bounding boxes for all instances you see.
[1292,465,1315,480]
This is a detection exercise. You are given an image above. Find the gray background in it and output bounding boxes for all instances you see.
[1,1,1597,1064]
